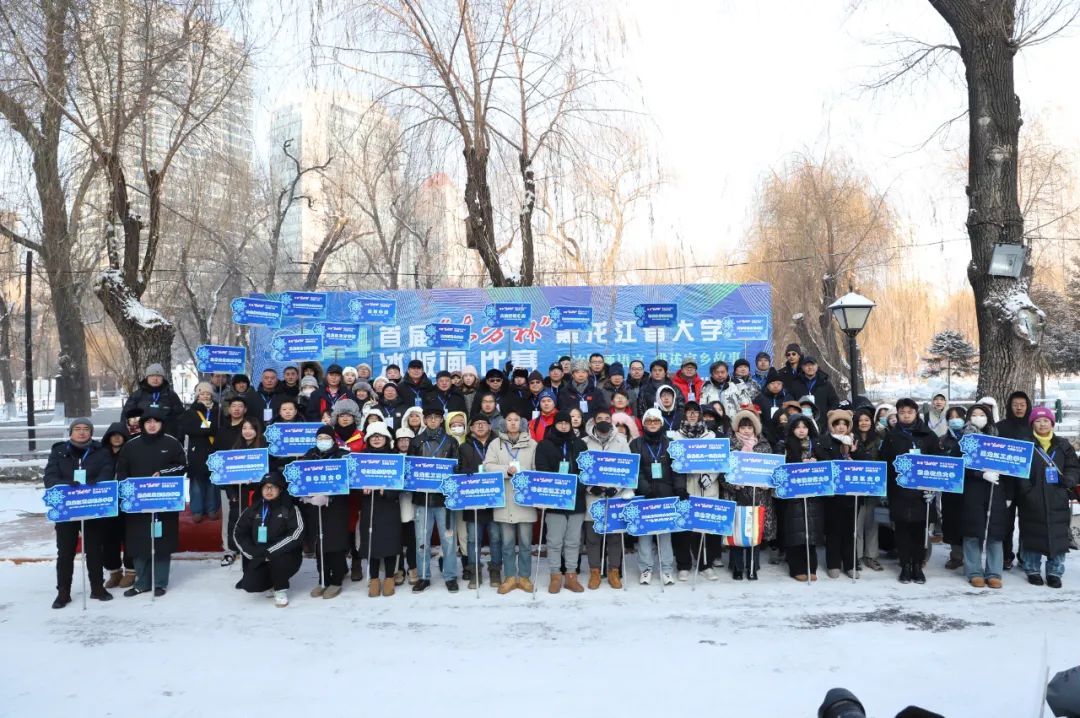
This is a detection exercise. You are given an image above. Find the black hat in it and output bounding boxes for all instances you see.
[386,363,401,373]
[548,362,562,371]
[422,400,445,416]
[649,358,668,371]
[528,370,544,382]
[733,358,750,371]
[470,414,490,425]
[800,356,817,366]
[316,426,336,439]
[755,351,771,362]
[608,362,625,377]
[554,410,573,425]
[407,359,424,370]
[232,373,251,386]
[436,370,452,380]
[558,355,571,363]
[326,364,343,374]
[684,401,701,413]
[512,367,529,380]
[896,397,919,412]
[701,405,719,419]
[485,368,505,380]
[785,343,801,355]
[259,471,287,490]
[765,368,783,385]
[140,407,167,427]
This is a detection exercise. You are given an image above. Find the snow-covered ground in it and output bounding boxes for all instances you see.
[0,484,1072,717]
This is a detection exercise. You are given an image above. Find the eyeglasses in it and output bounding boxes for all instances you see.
[786,352,798,356]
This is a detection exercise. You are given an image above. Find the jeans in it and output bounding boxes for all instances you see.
[189,475,221,517]
[500,522,533,578]
[544,513,584,575]
[963,537,1003,580]
[1020,549,1066,578]
[414,506,457,581]
[466,520,503,570]
[636,532,674,574]
[857,498,881,559]
[134,553,171,591]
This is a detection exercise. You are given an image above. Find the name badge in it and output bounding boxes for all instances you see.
[385,416,394,428]
[770,407,778,418]
[257,525,268,543]
[578,400,589,414]
[414,396,422,407]
[510,460,520,472]
[688,392,695,402]
[73,469,87,484]
[478,464,485,473]
[263,408,273,422]
[532,410,540,420]
[1046,466,1060,485]
[150,403,160,409]
[651,462,662,479]
[909,448,921,455]
[201,420,211,429]
[558,460,570,474]
[152,520,163,538]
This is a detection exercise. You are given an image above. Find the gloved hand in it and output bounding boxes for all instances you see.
[307,494,330,507]
[603,487,618,498]
[587,486,604,497]
[1006,500,1013,508]
[922,490,935,504]
[677,490,690,501]
[699,475,714,491]
[982,471,1000,485]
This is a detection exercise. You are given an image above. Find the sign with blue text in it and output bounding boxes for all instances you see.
[668,438,731,474]
[194,345,246,375]
[718,315,771,341]
[832,461,888,497]
[270,334,324,362]
[350,453,405,490]
[727,451,784,488]
[348,298,398,324]
[624,497,681,536]
[440,472,506,510]
[589,497,632,534]
[206,448,269,486]
[772,462,836,499]
[281,291,327,319]
[893,454,965,493]
[633,303,678,328]
[264,423,323,456]
[403,456,457,493]
[959,433,1034,478]
[314,322,361,351]
[548,306,593,330]
[425,323,471,349]
[674,496,737,536]
[283,459,350,497]
[511,471,577,510]
[577,450,640,488]
[42,482,119,522]
[231,297,282,327]
[484,303,532,327]
[119,476,186,513]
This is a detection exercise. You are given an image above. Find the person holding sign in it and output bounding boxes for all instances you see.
[487,410,538,594]
[671,402,718,581]
[1017,407,1079,589]
[408,401,462,594]
[43,418,107,608]
[723,409,777,581]
[459,415,503,590]
[86,422,135,589]
[782,415,826,581]
[177,382,220,524]
[938,406,971,572]
[330,399,365,581]
[535,410,589,593]
[851,407,884,572]
[300,426,353,599]
[583,410,633,589]
[820,410,858,579]
[357,423,404,598]
[631,409,678,585]
[116,409,187,597]
[214,397,249,566]
[233,471,304,607]
[881,398,942,585]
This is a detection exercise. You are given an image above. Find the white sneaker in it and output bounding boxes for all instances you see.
[702,567,719,581]
[677,569,690,582]
[662,573,675,585]
[274,590,289,608]
[639,569,653,585]
[712,556,724,568]
[263,589,275,598]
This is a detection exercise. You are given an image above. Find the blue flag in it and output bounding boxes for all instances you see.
[119,476,186,513]
[403,456,457,493]
[42,482,119,522]
[441,472,507,510]
[284,459,350,496]
[668,438,731,473]
[350,453,405,490]
[589,497,632,534]
[893,454,965,493]
[772,462,835,499]
[832,461,888,497]
[624,497,681,535]
[511,471,577,510]
[727,451,784,488]
[577,450,640,488]
[207,448,269,486]
[673,496,737,535]
[194,345,246,374]
[959,433,1034,478]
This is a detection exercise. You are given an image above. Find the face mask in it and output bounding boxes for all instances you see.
[947,418,965,431]
[704,420,717,432]
[877,418,887,428]
[970,415,988,429]
[316,438,334,452]
[594,421,612,434]
[301,388,315,397]
[802,407,813,417]
[450,426,465,436]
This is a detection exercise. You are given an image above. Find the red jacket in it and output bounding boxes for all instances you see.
[671,373,704,403]
[529,412,556,443]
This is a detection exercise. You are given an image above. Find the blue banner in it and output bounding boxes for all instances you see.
[633,302,678,328]
[350,453,405,490]
[231,297,282,327]
[441,472,507,510]
[727,451,784,488]
[283,459,350,496]
[511,471,577,510]
[264,423,323,456]
[959,433,1034,478]
[42,482,119,522]
[118,476,186,513]
[718,314,770,341]
[313,321,361,351]
[673,496,737,535]
[772,462,836,499]
[894,454,965,494]
[270,333,324,362]
[348,298,398,324]
[194,345,246,374]
[668,438,731,473]
[403,456,457,493]
[206,448,269,486]
[484,302,532,327]
[281,291,327,319]
[624,497,680,535]
[548,305,593,330]
[832,461,888,497]
[577,450,640,488]
[425,323,471,349]
[589,497,632,534]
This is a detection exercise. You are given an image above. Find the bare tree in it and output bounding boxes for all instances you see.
[265,140,333,293]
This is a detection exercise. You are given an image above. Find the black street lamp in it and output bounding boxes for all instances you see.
[829,292,876,403]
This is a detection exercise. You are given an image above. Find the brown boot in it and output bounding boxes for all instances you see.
[368,579,381,598]
[118,571,136,588]
[548,573,562,594]
[498,577,519,594]
[519,577,535,593]
[564,572,584,593]
[104,570,123,589]
[382,578,395,596]
[970,576,986,588]
[587,568,602,590]
[607,568,622,589]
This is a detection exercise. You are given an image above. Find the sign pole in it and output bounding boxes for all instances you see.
[803,498,811,587]
[749,487,757,580]
[366,492,375,588]
[474,508,481,600]
[150,513,156,603]
[531,507,546,600]
[691,532,705,591]
[620,534,626,591]
[421,493,429,583]
[981,484,995,572]
[852,497,859,583]
[80,519,87,611]
[318,506,325,589]
[656,534,665,593]
[599,497,609,581]
[924,502,931,552]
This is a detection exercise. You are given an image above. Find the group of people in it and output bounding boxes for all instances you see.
[44,345,1078,609]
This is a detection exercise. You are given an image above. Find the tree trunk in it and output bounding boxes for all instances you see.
[463,146,509,286]
[0,295,15,418]
[95,270,176,380]
[517,153,536,286]
[930,0,1039,407]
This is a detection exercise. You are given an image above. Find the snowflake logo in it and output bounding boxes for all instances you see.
[577,452,595,474]
[548,308,562,322]
[230,298,246,315]
[588,501,605,523]
[348,298,364,321]
[622,502,641,523]
[195,346,210,362]
[284,464,301,482]
[119,481,136,501]
[439,477,461,506]
[673,498,691,529]
[280,293,293,310]
[511,473,530,503]
[893,455,914,478]
[43,487,66,519]
[264,425,282,449]
[959,435,979,455]
[667,443,687,461]
[345,456,360,485]
[772,467,791,496]
[484,304,497,320]
[272,337,286,351]
[424,324,437,338]
[207,455,224,474]
[633,305,645,319]
[830,463,841,482]
[728,453,742,473]
[719,317,735,338]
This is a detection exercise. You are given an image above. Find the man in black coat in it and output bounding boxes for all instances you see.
[43,418,108,608]
[429,370,468,415]
[397,359,434,409]
[995,390,1032,568]
[777,343,803,395]
[303,364,354,422]
[459,415,500,588]
[122,363,184,438]
[790,356,840,413]
[629,408,682,585]
[558,359,609,421]
[534,411,589,593]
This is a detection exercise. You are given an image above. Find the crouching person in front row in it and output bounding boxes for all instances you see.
[234,471,304,607]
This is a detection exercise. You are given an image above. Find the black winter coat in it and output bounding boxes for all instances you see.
[83,423,127,483]
[116,431,187,556]
[534,429,588,514]
[459,435,497,522]
[781,435,827,547]
[304,386,354,422]
[356,444,403,560]
[123,379,184,437]
[995,391,1032,440]
[408,428,460,508]
[1016,435,1080,556]
[630,432,682,499]
[234,493,304,561]
[299,446,353,553]
[790,370,840,413]
[429,387,469,416]
[178,402,218,480]
[43,440,104,487]
[881,420,941,524]
[397,375,434,409]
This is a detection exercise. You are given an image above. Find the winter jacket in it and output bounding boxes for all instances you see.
[777,362,801,396]
[469,408,507,435]
[458,434,498,522]
[214,417,248,455]
[397,374,434,409]
[1016,434,1080,557]
[534,428,588,514]
[670,373,705,403]
[528,411,557,443]
[637,375,675,417]
[630,431,681,499]
[304,385,355,422]
[781,431,827,547]
[670,425,717,498]
[721,378,760,420]
[430,386,469,416]
[881,420,941,524]
[599,380,629,406]
[487,431,538,524]
[233,492,304,562]
[123,379,184,437]
[399,406,425,437]
[754,387,794,445]
[298,445,353,553]
[356,443,404,560]
[720,436,777,542]
[557,381,609,420]
[222,386,261,419]
[84,423,127,484]
[995,391,1033,440]
[116,430,187,556]
[178,401,218,481]
[582,420,633,520]
[818,431,858,522]
[652,384,684,431]
[377,397,406,431]
[43,440,104,487]
[923,406,950,438]
[949,426,1016,542]
[408,427,460,508]
[698,377,728,408]
[624,377,645,413]
[790,369,840,413]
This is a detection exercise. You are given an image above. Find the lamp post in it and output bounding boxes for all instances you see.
[829,292,876,403]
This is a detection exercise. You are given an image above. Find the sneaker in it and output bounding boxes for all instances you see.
[220,553,235,567]
[412,579,431,593]
[862,557,883,572]
[274,590,289,607]
[153,588,167,597]
[712,556,725,568]
[639,569,653,585]
[123,587,148,597]
[662,573,675,586]
[844,569,860,580]
[1047,575,1063,589]
[310,585,326,598]
[677,569,690,582]
[1027,573,1044,586]
[827,569,840,579]
[944,556,964,571]
[1003,557,1014,571]
[446,579,459,593]
[51,592,72,609]
[90,587,113,601]
[702,568,719,582]
[263,589,275,598]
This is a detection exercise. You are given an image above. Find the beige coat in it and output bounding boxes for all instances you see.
[582,422,635,519]
[487,431,538,524]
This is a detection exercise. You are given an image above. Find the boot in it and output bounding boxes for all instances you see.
[467,569,479,590]
[519,577,535,593]
[969,576,986,588]
[104,570,123,589]
[564,572,585,593]
[912,562,926,584]
[350,562,363,582]
[118,571,136,588]
[548,573,562,594]
[310,585,326,598]
[488,567,501,588]
[51,591,72,609]
[899,561,912,584]
[90,586,113,601]
[382,578,395,596]
[368,579,381,598]
[323,585,342,599]
[498,577,519,594]
[408,568,418,585]
[607,568,622,589]
[587,568,602,590]
[394,570,405,586]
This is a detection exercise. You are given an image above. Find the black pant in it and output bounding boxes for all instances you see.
[787,544,818,577]
[317,549,348,586]
[1003,501,1018,561]
[825,500,857,572]
[55,521,104,593]
[369,555,400,579]
[241,551,302,592]
[225,485,253,553]
[400,521,417,571]
[99,514,133,572]
[893,520,926,564]
[673,530,722,571]
[729,546,760,574]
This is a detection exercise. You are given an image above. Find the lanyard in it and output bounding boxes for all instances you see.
[70,443,91,469]
[151,391,161,404]
[472,439,488,461]
[438,395,448,412]
[424,434,448,456]
[260,391,273,407]
[506,442,521,460]
[1035,446,1057,465]
[260,504,270,526]
[561,443,569,460]
[645,441,663,463]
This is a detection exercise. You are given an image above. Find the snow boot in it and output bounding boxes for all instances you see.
[1028,573,1044,586]
[467,572,478,590]
[118,571,136,588]
[970,576,986,588]
[489,567,501,588]
[90,587,113,601]
[412,579,431,593]
[153,588,166,597]
[1047,575,1063,589]
[51,591,72,609]
[899,562,912,584]
[519,577,535,593]
[407,568,418,585]
[987,577,1003,589]
[274,590,289,608]
[104,570,123,589]
[862,557,883,571]
[445,579,459,593]
[368,579,381,598]
[323,585,342,599]
[587,568,602,590]
[607,568,622,589]
[394,570,405,586]
[350,562,363,582]
[548,573,562,594]
[310,585,326,598]
[382,578,395,597]
[564,572,584,593]
[827,569,840,579]
[498,577,519,594]
[912,563,926,585]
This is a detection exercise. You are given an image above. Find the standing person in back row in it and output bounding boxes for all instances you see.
[996,390,1032,570]
[122,363,184,438]
[777,344,802,396]
[791,356,840,413]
